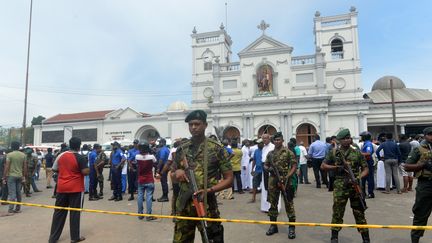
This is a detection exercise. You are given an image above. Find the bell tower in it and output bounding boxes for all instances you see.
[191,24,232,109]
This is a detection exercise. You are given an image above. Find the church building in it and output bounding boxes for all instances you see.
[33,7,432,147]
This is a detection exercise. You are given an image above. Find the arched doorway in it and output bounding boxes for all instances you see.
[136,125,160,143]
[223,126,240,142]
[258,125,277,138]
[296,123,317,147]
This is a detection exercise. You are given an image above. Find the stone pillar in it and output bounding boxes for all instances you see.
[319,111,327,139]
[286,112,293,138]
[242,114,248,139]
[315,47,326,94]
[357,112,365,135]
[279,112,285,139]
[249,115,255,138]
[212,61,221,102]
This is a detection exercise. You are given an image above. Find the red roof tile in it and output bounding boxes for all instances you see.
[43,110,115,124]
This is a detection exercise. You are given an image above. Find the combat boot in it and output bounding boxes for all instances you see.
[331,230,338,243]
[411,235,420,243]
[361,231,370,243]
[288,226,296,239]
[266,216,278,236]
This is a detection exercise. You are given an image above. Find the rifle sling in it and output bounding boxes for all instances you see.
[203,138,208,215]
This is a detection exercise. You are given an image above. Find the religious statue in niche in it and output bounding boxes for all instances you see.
[257,64,273,95]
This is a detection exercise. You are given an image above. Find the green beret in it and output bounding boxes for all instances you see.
[423,127,432,135]
[185,110,207,123]
[273,132,283,139]
[336,128,351,140]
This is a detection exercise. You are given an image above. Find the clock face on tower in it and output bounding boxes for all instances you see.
[202,51,214,63]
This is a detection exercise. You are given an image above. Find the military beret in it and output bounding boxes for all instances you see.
[336,128,351,140]
[185,110,207,123]
[423,127,432,135]
[273,132,283,139]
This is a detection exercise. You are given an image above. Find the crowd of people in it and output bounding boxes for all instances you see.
[1,110,432,243]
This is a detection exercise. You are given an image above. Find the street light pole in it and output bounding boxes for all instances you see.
[22,0,34,146]
[390,79,398,139]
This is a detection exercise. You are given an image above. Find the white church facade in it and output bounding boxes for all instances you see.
[33,8,432,147]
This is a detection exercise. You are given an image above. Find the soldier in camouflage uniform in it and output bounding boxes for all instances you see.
[404,127,432,243]
[24,148,41,197]
[263,132,297,239]
[321,129,370,243]
[173,110,233,243]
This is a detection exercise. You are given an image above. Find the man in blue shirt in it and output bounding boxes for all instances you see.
[308,134,328,188]
[360,132,375,198]
[108,141,126,201]
[88,144,102,201]
[376,133,402,194]
[127,139,140,201]
[155,138,170,202]
[249,139,264,203]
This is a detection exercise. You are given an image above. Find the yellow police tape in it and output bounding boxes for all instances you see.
[1,199,430,230]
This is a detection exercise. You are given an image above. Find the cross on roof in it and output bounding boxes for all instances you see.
[257,20,270,35]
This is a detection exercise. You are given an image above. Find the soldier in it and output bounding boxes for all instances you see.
[173,110,233,243]
[24,148,41,196]
[95,146,107,197]
[321,129,370,243]
[263,132,297,239]
[404,127,432,243]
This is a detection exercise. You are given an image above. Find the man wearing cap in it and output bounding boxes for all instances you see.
[173,110,233,243]
[108,141,126,201]
[404,127,432,243]
[263,132,297,239]
[127,139,140,201]
[321,129,370,243]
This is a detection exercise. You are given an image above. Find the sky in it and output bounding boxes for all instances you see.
[1,0,431,128]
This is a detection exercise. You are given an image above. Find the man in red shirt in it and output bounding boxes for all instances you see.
[136,142,157,221]
[49,137,89,243]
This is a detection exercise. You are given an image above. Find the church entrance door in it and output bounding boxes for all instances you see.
[258,125,277,138]
[223,126,240,142]
[296,123,317,147]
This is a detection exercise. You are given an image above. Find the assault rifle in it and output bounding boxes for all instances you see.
[268,152,292,202]
[341,156,367,211]
[184,160,210,243]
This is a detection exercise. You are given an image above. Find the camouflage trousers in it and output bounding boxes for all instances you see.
[267,176,296,221]
[174,195,223,243]
[331,179,368,233]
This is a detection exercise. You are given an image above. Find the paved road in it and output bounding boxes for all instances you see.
[1,168,431,243]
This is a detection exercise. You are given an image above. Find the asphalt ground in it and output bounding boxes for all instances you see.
[1,168,431,243]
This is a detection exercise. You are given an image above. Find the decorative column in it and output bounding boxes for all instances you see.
[286,112,293,138]
[357,112,365,135]
[250,118,254,139]
[242,114,248,139]
[315,47,326,94]
[319,111,327,139]
[279,112,285,139]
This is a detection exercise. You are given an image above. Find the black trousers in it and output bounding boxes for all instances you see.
[312,158,327,187]
[412,179,432,239]
[127,169,137,194]
[232,171,243,192]
[49,192,84,243]
[160,172,169,197]
[111,166,122,198]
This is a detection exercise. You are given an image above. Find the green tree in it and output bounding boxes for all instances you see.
[31,115,46,126]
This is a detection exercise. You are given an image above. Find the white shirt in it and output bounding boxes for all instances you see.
[299,145,308,165]
[168,147,177,161]
[262,143,275,162]
[241,146,250,167]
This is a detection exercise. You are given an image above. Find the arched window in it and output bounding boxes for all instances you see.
[331,38,343,59]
